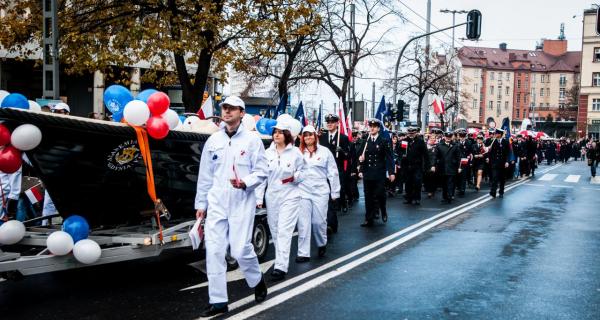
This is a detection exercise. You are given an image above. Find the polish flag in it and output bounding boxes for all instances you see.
[432,96,445,115]
[197,95,213,119]
[346,108,353,142]
[24,185,44,204]
[338,98,348,139]
[460,158,469,166]
[401,141,408,149]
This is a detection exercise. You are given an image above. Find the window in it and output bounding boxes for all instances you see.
[506,73,510,80]
[559,74,566,86]
[524,95,528,103]
[490,72,495,80]
[540,88,544,97]
[490,86,494,95]
[595,48,600,62]
[506,86,510,95]
[505,101,509,110]
[539,103,543,109]
[517,80,521,89]
[489,101,493,110]
[593,73,600,86]
[517,93,521,103]
[473,83,478,93]
[473,99,478,109]
[547,88,550,96]
[541,74,545,83]
[474,69,479,77]
[498,72,503,80]
[497,101,501,116]
[593,99,600,111]
[498,86,502,99]
[531,88,535,97]
[532,74,536,83]
[546,103,550,107]
[516,109,520,118]
[547,74,551,83]
[559,88,566,99]
[525,80,529,89]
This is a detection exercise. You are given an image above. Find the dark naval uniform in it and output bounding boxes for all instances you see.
[488,130,510,198]
[435,135,461,203]
[359,133,394,226]
[403,128,427,205]
[455,131,473,196]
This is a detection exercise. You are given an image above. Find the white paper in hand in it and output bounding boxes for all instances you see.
[189,217,204,250]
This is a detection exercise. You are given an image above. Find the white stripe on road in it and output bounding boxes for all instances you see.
[564,175,581,183]
[227,176,540,320]
[583,187,600,191]
[524,183,545,187]
[591,176,600,185]
[550,185,574,189]
[212,164,562,316]
[538,173,558,181]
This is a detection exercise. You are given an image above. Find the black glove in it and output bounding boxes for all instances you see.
[6,198,18,217]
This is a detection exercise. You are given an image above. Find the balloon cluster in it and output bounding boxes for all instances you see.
[0,90,42,112]
[0,123,42,173]
[103,85,181,139]
[254,114,302,137]
[45,215,101,264]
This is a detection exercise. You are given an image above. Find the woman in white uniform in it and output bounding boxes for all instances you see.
[256,121,305,281]
[296,125,340,262]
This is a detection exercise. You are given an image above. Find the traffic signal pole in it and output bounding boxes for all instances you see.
[392,22,467,132]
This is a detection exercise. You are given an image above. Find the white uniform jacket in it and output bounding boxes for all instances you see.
[299,145,340,200]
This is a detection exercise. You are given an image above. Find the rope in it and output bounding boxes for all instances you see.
[131,126,164,243]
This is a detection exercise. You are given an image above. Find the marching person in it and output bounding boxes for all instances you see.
[455,129,472,196]
[403,127,427,205]
[358,119,395,226]
[195,96,268,317]
[587,141,599,178]
[471,135,487,191]
[296,125,340,262]
[319,114,350,232]
[487,128,510,198]
[435,131,461,204]
[256,121,305,281]
[424,134,439,198]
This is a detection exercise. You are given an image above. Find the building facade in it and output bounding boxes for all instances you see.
[458,39,581,136]
[580,9,600,139]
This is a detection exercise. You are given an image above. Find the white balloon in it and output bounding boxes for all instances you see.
[163,109,180,130]
[11,124,42,151]
[0,90,9,106]
[73,239,102,264]
[289,119,302,137]
[28,100,42,112]
[123,100,150,126]
[242,114,256,131]
[182,116,201,130]
[46,231,74,256]
[277,114,293,122]
[0,220,26,245]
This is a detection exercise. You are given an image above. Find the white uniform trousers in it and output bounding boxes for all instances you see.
[297,195,329,258]
[204,189,261,304]
[266,195,299,273]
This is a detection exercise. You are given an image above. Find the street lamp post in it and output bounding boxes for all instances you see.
[440,9,468,129]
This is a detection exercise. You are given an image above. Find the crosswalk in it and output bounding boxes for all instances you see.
[535,173,599,185]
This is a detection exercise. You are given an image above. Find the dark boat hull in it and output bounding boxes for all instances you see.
[0,108,219,228]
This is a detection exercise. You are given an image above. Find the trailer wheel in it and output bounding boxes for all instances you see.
[253,217,269,262]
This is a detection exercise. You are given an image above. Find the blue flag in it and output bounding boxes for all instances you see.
[294,101,307,126]
[375,96,388,122]
[275,96,286,118]
[501,117,511,139]
[316,104,322,130]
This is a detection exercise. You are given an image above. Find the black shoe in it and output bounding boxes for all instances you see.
[270,269,286,281]
[413,200,421,206]
[318,246,327,257]
[327,226,333,235]
[342,206,348,213]
[200,304,228,318]
[403,200,412,204]
[489,192,496,198]
[360,221,373,227]
[374,214,380,219]
[382,212,388,223]
[254,276,267,303]
[295,256,310,263]
[499,194,504,198]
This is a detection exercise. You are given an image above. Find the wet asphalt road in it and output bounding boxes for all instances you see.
[1,161,598,319]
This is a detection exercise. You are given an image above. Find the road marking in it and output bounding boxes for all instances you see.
[583,187,600,191]
[524,183,545,187]
[591,176,600,185]
[200,163,563,319]
[564,175,580,183]
[181,260,275,291]
[538,173,557,181]
[226,176,538,320]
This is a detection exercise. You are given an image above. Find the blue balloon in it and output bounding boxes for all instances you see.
[135,89,158,103]
[178,115,186,123]
[104,85,133,114]
[62,215,90,243]
[1,93,29,109]
[112,111,124,122]
[256,118,277,135]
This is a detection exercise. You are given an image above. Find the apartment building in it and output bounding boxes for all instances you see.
[458,39,580,135]
[580,9,600,138]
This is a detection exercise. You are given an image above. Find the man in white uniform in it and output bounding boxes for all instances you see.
[195,96,268,317]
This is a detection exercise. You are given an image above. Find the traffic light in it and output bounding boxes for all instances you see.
[466,10,482,40]
[389,106,397,122]
[397,100,405,121]
[596,7,600,36]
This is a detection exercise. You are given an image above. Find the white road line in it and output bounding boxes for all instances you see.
[227,177,535,320]
[181,260,275,291]
[197,163,563,319]
[564,175,581,183]
[539,173,558,181]
[583,187,600,191]
[591,176,600,185]
[525,183,545,187]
